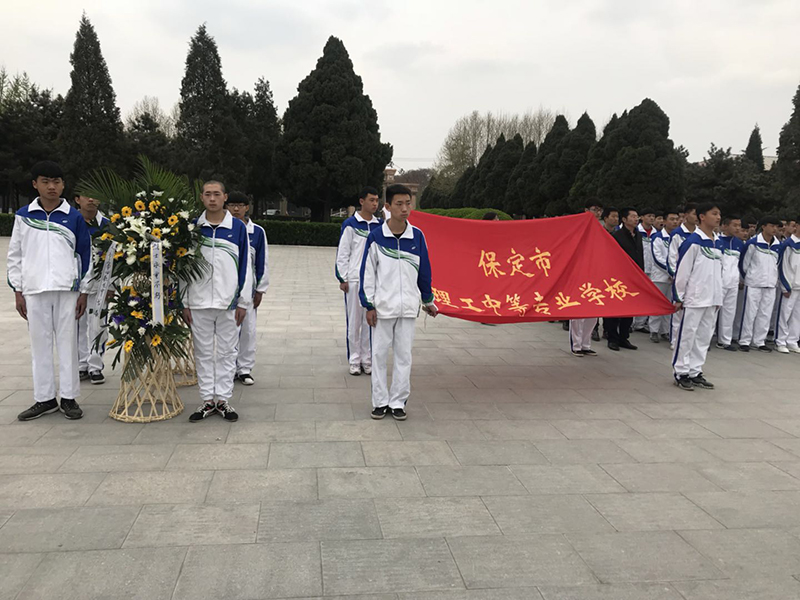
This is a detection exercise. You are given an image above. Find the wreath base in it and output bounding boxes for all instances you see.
[172,333,198,388]
[110,351,184,422]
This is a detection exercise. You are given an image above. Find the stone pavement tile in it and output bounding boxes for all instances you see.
[0,390,39,406]
[770,439,800,459]
[584,493,724,531]
[321,538,463,595]
[692,419,794,439]
[0,553,44,600]
[577,389,652,403]
[318,467,425,499]
[280,375,347,389]
[59,444,173,473]
[0,406,23,424]
[0,472,106,509]
[226,421,317,443]
[534,440,636,465]
[399,590,541,599]
[313,388,370,403]
[0,509,12,527]
[630,403,714,420]
[448,441,548,466]
[599,463,721,492]
[538,583,683,600]
[449,534,597,588]
[362,441,459,466]
[566,404,649,421]
[165,443,271,470]
[414,375,478,389]
[450,388,523,403]
[613,439,718,463]
[692,439,798,462]
[377,497,501,538]
[317,421,403,441]
[623,419,720,439]
[763,419,800,437]
[36,423,142,446]
[411,389,458,403]
[686,490,800,528]
[275,402,354,421]
[549,420,642,440]
[269,441,364,468]
[495,403,577,420]
[86,471,212,506]
[242,387,313,403]
[417,466,528,496]
[694,461,800,491]
[567,531,723,583]
[123,503,259,547]
[16,547,186,600]
[772,462,800,480]
[258,498,381,542]
[511,465,626,494]
[512,389,587,403]
[132,421,231,445]
[173,543,321,600]
[698,402,781,419]
[399,420,486,441]
[0,423,52,446]
[476,420,565,441]
[207,468,317,502]
[426,403,506,420]
[672,578,800,599]
[679,528,800,577]
[483,495,613,535]
[0,505,140,552]
[0,445,75,474]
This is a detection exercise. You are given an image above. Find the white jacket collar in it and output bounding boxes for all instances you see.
[695,229,713,241]
[381,222,414,240]
[197,211,234,229]
[756,233,777,246]
[354,212,380,224]
[792,234,800,243]
[30,198,70,214]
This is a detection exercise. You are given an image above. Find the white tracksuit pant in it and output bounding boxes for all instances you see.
[26,291,81,402]
[633,315,647,330]
[671,308,683,346]
[372,317,415,409]
[191,308,238,403]
[345,284,371,368]
[648,282,672,336]
[733,289,745,340]
[569,318,597,351]
[776,292,800,348]
[673,306,719,379]
[236,307,257,375]
[77,294,107,373]
[716,286,739,346]
[739,287,775,347]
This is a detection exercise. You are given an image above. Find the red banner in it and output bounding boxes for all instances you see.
[412,211,675,324]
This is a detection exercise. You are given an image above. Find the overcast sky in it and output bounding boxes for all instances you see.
[2,0,799,171]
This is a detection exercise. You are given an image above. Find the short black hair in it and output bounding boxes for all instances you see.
[696,202,721,217]
[482,211,498,220]
[225,191,249,205]
[722,214,741,226]
[639,207,656,217]
[759,215,783,227]
[601,206,619,220]
[584,198,603,210]
[683,202,697,215]
[360,186,379,199]
[202,180,226,193]
[619,207,638,221]
[386,184,413,204]
[664,209,679,218]
[31,161,64,180]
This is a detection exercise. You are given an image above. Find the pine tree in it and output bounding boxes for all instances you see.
[744,124,765,171]
[523,115,570,216]
[419,175,449,208]
[471,134,506,207]
[539,112,596,214]
[246,78,281,215]
[776,84,800,213]
[504,141,536,216]
[482,133,524,210]
[58,14,124,187]
[461,144,493,207]
[125,112,171,173]
[279,36,392,221]
[449,165,476,208]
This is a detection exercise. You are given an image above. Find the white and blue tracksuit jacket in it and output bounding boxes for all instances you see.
[359,223,435,319]
[336,213,382,283]
[637,224,655,276]
[7,198,91,295]
[650,228,671,284]
[245,219,269,295]
[739,233,780,288]
[779,234,800,292]
[182,211,253,310]
[673,229,724,308]
[715,234,744,290]
[80,213,111,295]
[667,224,693,277]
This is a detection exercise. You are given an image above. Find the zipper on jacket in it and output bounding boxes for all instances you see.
[46,208,51,288]
[211,226,217,304]
[397,235,403,316]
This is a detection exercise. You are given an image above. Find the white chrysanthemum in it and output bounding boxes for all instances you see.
[128,300,138,307]
[138,327,146,336]
[136,191,146,198]
[179,211,189,219]
[120,324,129,334]
[153,191,164,197]
[187,223,195,232]
[161,239,172,249]
[126,255,137,265]
[153,218,164,225]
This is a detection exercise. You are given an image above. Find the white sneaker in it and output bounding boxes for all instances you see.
[362,364,372,375]
[349,364,361,376]
[789,346,800,354]
[776,346,790,354]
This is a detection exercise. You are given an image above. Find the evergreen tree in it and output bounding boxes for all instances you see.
[419,175,449,208]
[570,98,684,211]
[461,144,493,207]
[279,36,392,221]
[125,112,171,173]
[504,141,536,216]
[744,124,765,171]
[58,14,124,187]
[449,165,476,208]
[471,134,506,207]
[539,112,596,214]
[776,84,800,213]
[246,78,281,215]
[523,115,570,216]
[482,133,524,210]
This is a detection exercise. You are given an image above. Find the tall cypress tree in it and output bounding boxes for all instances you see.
[449,165,476,208]
[279,36,392,221]
[504,141,537,216]
[482,133,524,210]
[471,134,506,207]
[246,78,281,214]
[776,84,800,212]
[58,14,124,186]
[523,115,570,217]
[539,112,596,214]
[744,124,765,171]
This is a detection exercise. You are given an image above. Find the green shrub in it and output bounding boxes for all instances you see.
[254,219,340,246]
[416,207,512,220]
[0,213,14,236]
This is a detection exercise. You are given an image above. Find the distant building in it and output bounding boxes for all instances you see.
[383,168,419,208]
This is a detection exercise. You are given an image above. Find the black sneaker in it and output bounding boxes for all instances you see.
[723,344,738,352]
[674,376,694,392]
[591,329,600,342]
[17,399,58,421]
[189,402,217,422]
[238,373,255,386]
[690,374,714,390]
[715,342,726,349]
[89,371,105,385]
[79,370,90,381]
[660,334,670,342]
[739,345,750,352]
[580,349,598,357]
[371,405,389,420]
[216,401,239,422]
[60,398,83,420]
[562,321,569,331]
[390,408,407,421]
[571,349,585,357]
[757,345,772,353]
[650,333,660,343]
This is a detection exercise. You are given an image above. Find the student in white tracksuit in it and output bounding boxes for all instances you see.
[568,205,603,356]
[633,209,656,332]
[336,188,381,376]
[667,205,698,346]
[360,184,437,420]
[182,182,253,423]
[7,161,91,421]
[649,210,679,341]
[776,231,800,353]
[738,218,782,352]
[715,216,744,350]
[226,192,269,385]
[672,204,724,391]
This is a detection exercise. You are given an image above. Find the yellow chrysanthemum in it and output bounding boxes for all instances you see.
[166,313,174,324]
[151,334,162,347]
[149,201,160,213]
[122,285,135,296]
[114,251,123,260]
[127,237,135,243]
[101,233,113,241]
[106,339,116,347]
[121,206,132,217]
[110,213,121,223]
[131,310,144,319]
[167,215,179,226]
[176,247,188,257]
[139,255,150,262]
[134,200,146,211]
[151,228,162,239]
[124,340,134,353]
[100,253,106,261]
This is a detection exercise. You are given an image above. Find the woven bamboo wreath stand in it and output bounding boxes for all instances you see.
[109,351,184,422]
[172,332,198,387]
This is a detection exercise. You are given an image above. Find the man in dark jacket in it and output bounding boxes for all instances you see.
[606,207,644,351]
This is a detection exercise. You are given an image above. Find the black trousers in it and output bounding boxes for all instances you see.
[605,317,632,344]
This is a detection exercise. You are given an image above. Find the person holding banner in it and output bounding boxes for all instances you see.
[360,184,437,421]
[226,192,269,386]
[672,203,724,391]
[606,208,644,351]
[336,186,381,376]
[9,161,91,421]
[668,203,697,348]
[182,181,252,423]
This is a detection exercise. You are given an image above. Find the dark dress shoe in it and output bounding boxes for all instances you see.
[618,341,638,350]
[607,342,620,351]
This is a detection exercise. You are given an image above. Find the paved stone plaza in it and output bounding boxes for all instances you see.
[2,239,800,599]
